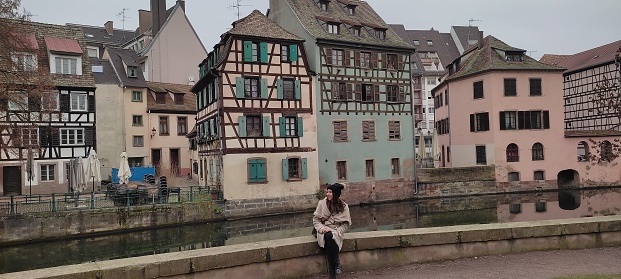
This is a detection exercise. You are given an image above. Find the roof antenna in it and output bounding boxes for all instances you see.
[117,8,130,35]
[467,18,482,46]
[229,0,251,20]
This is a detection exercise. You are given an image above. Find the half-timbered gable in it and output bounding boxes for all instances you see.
[0,21,96,195]
[192,10,318,201]
[270,0,416,192]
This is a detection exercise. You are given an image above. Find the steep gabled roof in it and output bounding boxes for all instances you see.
[451,25,481,50]
[105,47,148,88]
[283,0,413,50]
[447,36,565,81]
[67,24,136,46]
[389,24,460,69]
[229,10,304,41]
[540,40,621,74]
[91,58,119,84]
[146,81,196,113]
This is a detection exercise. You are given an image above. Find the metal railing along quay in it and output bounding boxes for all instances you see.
[0,185,221,215]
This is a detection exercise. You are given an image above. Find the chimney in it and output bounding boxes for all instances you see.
[177,0,185,12]
[138,9,151,34]
[150,0,167,35]
[104,21,113,35]
[478,31,484,49]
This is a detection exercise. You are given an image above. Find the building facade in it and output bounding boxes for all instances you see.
[191,10,318,201]
[269,0,416,191]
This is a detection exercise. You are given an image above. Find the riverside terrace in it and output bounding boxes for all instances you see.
[3,215,621,279]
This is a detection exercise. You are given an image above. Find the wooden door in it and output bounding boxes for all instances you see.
[3,166,22,196]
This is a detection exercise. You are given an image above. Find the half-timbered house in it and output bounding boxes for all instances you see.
[191,10,318,202]
[269,0,416,197]
[0,21,96,195]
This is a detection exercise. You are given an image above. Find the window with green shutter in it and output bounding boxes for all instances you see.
[248,158,267,183]
[289,44,298,62]
[279,116,303,137]
[282,157,308,181]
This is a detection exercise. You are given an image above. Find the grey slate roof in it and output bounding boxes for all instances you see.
[389,24,460,70]
[105,47,148,88]
[284,0,413,50]
[67,24,135,46]
[228,10,304,41]
[540,40,621,74]
[91,58,119,84]
[447,36,565,81]
[451,26,481,50]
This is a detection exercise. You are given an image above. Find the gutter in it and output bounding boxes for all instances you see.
[411,76,418,195]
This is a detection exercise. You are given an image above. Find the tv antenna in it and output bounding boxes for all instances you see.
[229,0,251,20]
[528,50,538,57]
[467,18,482,46]
[117,8,130,31]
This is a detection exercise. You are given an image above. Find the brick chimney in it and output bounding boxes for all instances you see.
[150,0,167,35]
[104,21,113,35]
[138,9,151,34]
[177,0,185,12]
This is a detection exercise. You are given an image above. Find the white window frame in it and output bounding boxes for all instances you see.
[49,53,82,75]
[327,23,339,34]
[21,128,38,146]
[70,93,87,111]
[133,135,144,147]
[60,128,85,145]
[12,52,37,71]
[127,66,138,78]
[86,46,99,58]
[132,91,143,102]
[40,164,56,181]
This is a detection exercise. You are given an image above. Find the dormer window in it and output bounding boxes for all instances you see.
[346,5,355,15]
[413,40,420,46]
[327,23,340,34]
[55,57,78,75]
[427,40,433,46]
[506,53,524,62]
[352,26,361,36]
[374,29,386,40]
[127,65,138,78]
[156,92,166,104]
[320,0,329,11]
[45,36,83,76]
[174,93,184,104]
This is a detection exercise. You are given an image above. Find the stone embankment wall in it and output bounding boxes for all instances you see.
[6,215,621,279]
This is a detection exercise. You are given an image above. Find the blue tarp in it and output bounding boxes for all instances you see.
[111,167,156,184]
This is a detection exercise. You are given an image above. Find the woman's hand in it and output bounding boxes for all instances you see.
[321,227,331,234]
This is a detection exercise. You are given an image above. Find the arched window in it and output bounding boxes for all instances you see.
[577,141,589,162]
[532,142,544,161]
[601,140,613,162]
[506,143,519,162]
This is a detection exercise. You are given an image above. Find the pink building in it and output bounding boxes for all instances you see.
[433,36,569,191]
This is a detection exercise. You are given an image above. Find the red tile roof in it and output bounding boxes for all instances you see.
[23,33,38,50]
[44,36,83,54]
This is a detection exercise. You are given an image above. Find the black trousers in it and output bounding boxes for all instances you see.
[324,232,339,275]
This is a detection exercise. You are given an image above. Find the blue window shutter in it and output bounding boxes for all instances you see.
[261,78,268,99]
[301,158,308,179]
[262,116,270,137]
[243,41,253,62]
[289,44,298,62]
[209,159,213,181]
[257,159,266,181]
[282,159,289,181]
[248,160,257,182]
[297,117,304,137]
[260,42,269,63]
[236,77,245,98]
[294,79,301,100]
[277,79,284,100]
[238,116,246,137]
[279,117,286,137]
[216,159,221,178]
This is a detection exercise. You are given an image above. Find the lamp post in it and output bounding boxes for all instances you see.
[151,127,156,138]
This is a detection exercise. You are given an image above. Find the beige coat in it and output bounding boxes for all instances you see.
[312,198,351,250]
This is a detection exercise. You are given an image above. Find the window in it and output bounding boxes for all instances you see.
[155,93,166,104]
[506,143,519,162]
[374,29,386,40]
[362,120,375,141]
[8,94,27,111]
[288,157,301,180]
[133,135,144,147]
[470,112,490,132]
[500,111,517,130]
[365,159,375,178]
[577,141,589,162]
[508,172,520,182]
[177,117,187,135]
[248,158,267,183]
[132,115,143,126]
[386,54,397,70]
[413,40,420,46]
[391,158,400,176]
[360,52,371,68]
[426,40,433,46]
[476,145,487,165]
[346,5,355,15]
[243,41,268,63]
[127,66,138,78]
[87,46,98,58]
[332,49,343,66]
[386,85,398,102]
[281,116,300,137]
[388,121,401,140]
[159,116,169,135]
[21,128,38,146]
[530,78,542,96]
[42,93,59,111]
[517,110,549,130]
[532,142,544,161]
[246,115,262,137]
[60,128,84,145]
[504,78,516,96]
[40,164,55,181]
[352,27,361,36]
[327,23,339,34]
[128,157,143,167]
[534,171,545,181]
[132,91,143,102]
[333,82,348,101]
[473,81,484,99]
[333,121,348,142]
[244,77,260,98]
[54,57,77,75]
[320,0,328,11]
[336,161,347,180]
[361,84,373,102]
[281,45,289,62]
[70,93,87,111]
[600,141,614,162]
[12,53,37,71]
[251,42,259,61]
[530,111,543,129]
[427,79,436,85]
[506,53,523,62]
[174,94,184,104]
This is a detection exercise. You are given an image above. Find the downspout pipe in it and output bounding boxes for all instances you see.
[411,76,418,195]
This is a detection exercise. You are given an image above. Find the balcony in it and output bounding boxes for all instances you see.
[414,113,424,122]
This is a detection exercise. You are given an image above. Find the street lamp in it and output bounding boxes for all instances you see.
[151,127,156,138]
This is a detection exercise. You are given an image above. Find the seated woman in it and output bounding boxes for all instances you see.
[312,183,351,279]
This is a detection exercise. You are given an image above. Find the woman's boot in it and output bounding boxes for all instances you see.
[335,257,342,275]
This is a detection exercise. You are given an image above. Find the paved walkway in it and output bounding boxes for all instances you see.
[300,247,621,279]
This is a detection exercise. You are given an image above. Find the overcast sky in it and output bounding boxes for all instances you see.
[20,0,621,59]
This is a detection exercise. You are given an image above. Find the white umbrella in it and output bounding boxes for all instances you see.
[431,128,441,168]
[417,129,426,167]
[118,152,131,184]
[85,150,101,191]
[70,157,86,192]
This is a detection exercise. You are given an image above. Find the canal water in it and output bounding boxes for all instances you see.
[1,187,620,274]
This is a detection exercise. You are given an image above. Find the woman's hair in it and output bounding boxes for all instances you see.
[327,196,345,213]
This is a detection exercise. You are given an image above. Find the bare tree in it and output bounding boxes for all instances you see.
[587,48,621,163]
